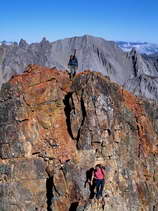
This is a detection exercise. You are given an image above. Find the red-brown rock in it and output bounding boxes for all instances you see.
[0,65,158,211]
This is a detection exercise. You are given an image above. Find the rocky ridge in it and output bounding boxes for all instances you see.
[0,64,158,211]
[0,35,158,100]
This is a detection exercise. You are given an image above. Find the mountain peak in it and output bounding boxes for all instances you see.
[19,39,28,48]
[40,37,49,43]
[0,35,158,100]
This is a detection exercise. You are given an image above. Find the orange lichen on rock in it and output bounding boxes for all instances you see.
[121,88,158,155]
[1,66,158,211]
[8,65,76,162]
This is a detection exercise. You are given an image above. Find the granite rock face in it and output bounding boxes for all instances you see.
[124,49,158,100]
[1,35,158,100]
[0,65,158,211]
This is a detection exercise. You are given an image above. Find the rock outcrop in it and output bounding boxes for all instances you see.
[124,50,158,99]
[1,35,158,100]
[0,65,158,211]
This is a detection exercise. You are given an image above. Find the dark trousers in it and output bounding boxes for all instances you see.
[68,65,77,79]
[95,179,104,199]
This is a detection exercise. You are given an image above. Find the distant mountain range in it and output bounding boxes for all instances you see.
[117,41,158,55]
[0,35,158,100]
[0,41,14,46]
[1,39,158,55]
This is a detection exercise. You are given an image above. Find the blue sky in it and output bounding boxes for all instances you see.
[1,0,158,43]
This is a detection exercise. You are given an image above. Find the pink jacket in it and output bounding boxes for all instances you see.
[93,168,105,179]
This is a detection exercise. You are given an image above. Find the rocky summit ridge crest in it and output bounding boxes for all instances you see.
[0,35,158,100]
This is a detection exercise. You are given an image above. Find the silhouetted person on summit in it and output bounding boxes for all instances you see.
[68,50,78,79]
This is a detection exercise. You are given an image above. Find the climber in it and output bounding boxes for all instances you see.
[67,50,78,79]
[90,164,105,199]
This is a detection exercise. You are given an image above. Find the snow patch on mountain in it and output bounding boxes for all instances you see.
[0,41,14,46]
[116,41,158,55]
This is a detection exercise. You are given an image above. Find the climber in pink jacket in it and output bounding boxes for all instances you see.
[91,164,105,199]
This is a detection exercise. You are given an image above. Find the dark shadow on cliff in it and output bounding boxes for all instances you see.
[63,92,75,139]
[84,168,95,199]
[76,94,87,146]
[69,202,79,211]
[46,176,53,211]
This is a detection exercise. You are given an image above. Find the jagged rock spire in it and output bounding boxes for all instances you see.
[19,39,28,48]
